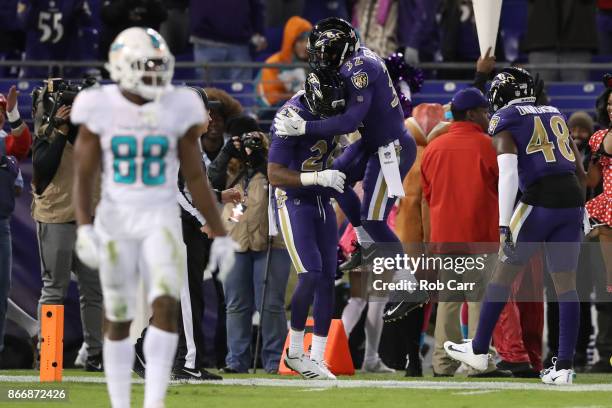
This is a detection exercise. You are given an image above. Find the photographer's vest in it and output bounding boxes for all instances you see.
[222,172,285,252]
[31,132,99,223]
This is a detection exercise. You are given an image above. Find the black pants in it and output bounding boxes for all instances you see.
[175,218,211,369]
[379,307,424,370]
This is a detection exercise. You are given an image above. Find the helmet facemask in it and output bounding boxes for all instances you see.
[132,56,175,100]
[304,70,346,117]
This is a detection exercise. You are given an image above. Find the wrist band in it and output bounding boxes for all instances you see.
[6,107,20,123]
[9,118,23,129]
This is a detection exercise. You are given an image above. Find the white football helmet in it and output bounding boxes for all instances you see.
[105,27,175,100]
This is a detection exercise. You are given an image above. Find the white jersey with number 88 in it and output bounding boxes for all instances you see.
[71,84,206,208]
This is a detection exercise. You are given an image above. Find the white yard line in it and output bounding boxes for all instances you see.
[0,376,611,392]
[452,390,498,396]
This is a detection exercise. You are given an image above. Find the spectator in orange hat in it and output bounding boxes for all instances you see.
[256,16,311,121]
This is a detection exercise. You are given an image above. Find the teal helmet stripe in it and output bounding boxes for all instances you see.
[148,31,161,49]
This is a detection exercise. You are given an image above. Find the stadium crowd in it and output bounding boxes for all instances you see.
[0,0,611,389]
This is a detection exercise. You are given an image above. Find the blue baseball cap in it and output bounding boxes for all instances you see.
[450,87,488,111]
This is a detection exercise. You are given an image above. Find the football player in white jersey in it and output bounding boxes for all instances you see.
[71,27,236,408]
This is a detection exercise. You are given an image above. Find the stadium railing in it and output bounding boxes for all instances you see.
[0,60,608,128]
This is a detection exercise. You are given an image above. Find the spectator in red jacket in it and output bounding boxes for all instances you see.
[421,88,509,377]
[0,86,31,160]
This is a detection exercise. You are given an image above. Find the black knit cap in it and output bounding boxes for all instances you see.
[226,115,261,136]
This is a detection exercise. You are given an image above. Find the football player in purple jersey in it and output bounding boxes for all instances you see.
[273,18,428,322]
[268,68,347,380]
[444,67,586,385]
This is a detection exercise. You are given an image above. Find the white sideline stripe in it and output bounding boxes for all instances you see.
[452,390,498,396]
[1,376,612,392]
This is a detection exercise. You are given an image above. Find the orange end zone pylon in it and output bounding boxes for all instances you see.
[40,305,64,382]
[279,318,355,376]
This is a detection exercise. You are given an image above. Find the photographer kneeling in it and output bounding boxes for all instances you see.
[208,123,290,374]
[31,79,103,370]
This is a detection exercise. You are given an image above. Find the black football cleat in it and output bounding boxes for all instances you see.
[382,289,429,323]
[85,353,103,372]
[467,369,513,378]
[496,360,540,378]
[132,343,146,379]
[172,366,223,381]
[339,243,378,271]
[339,242,363,271]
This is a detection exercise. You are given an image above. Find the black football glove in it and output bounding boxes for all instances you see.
[499,225,517,261]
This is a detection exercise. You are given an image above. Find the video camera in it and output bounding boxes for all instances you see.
[32,77,97,138]
[240,131,264,153]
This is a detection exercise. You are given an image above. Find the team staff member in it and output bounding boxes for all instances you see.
[421,88,508,377]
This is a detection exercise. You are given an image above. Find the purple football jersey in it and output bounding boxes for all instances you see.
[488,102,576,191]
[268,93,342,199]
[305,47,406,152]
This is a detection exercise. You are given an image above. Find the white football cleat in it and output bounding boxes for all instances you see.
[284,350,326,379]
[541,358,574,385]
[443,339,489,372]
[73,342,87,368]
[311,359,337,380]
[361,358,396,373]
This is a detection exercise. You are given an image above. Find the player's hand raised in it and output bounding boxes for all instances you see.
[273,108,306,136]
[300,169,346,193]
[76,224,100,269]
[6,85,19,113]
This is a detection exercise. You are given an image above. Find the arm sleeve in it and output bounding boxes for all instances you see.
[32,132,68,194]
[4,126,32,160]
[207,147,231,191]
[497,153,519,226]
[177,190,206,226]
[305,84,373,137]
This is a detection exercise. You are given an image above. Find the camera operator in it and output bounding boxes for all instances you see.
[31,79,103,371]
[208,123,290,374]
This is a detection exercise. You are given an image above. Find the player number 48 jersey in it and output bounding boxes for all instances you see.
[71,84,206,207]
[488,103,576,190]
